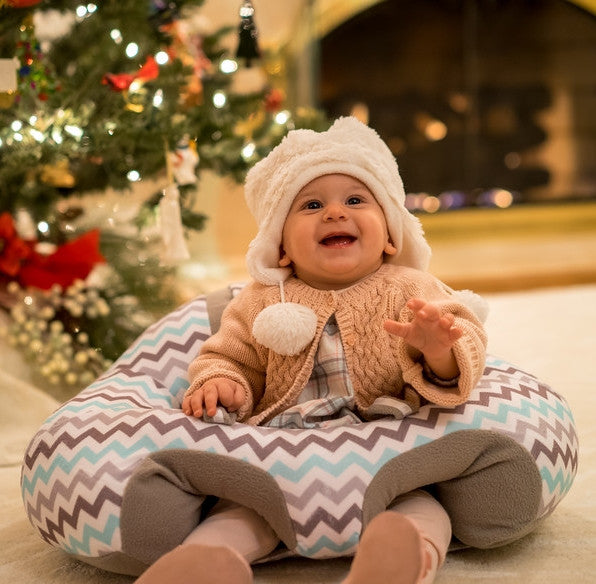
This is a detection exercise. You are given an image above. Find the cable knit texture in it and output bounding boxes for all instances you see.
[186,264,487,425]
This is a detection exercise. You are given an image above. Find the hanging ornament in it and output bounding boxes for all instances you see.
[236,0,260,66]
[265,87,285,112]
[161,19,212,107]
[159,184,190,264]
[0,57,18,108]
[102,55,159,92]
[159,142,191,264]
[13,14,61,104]
[169,136,199,185]
[39,159,76,189]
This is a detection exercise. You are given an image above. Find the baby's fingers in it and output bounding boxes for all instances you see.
[218,382,246,412]
[183,390,205,417]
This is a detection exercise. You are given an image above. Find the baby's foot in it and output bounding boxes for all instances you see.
[134,543,253,584]
[343,511,427,584]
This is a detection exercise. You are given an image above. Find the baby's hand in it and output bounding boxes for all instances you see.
[182,378,246,418]
[384,298,462,379]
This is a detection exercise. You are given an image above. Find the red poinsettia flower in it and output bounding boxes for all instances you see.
[19,229,106,290]
[0,212,33,278]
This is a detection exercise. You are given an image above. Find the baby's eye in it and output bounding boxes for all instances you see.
[347,196,363,205]
[304,200,322,210]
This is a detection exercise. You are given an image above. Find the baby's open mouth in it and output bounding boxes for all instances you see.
[320,234,357,246]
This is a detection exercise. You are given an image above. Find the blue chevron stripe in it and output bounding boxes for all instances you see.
[64,514,119,555]
[540,466,575,495]
[22,436,188,495]
[296,531,359,557]
[444,395,573,435]
[119,317,210,358]
[267,447,400,482]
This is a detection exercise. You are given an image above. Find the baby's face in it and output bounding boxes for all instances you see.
[279,174,395,290]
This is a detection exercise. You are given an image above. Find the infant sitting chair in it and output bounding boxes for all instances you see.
[21,284,578,576]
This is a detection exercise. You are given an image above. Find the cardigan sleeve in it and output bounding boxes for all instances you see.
[393,271,488,407]
[185,286,268,420]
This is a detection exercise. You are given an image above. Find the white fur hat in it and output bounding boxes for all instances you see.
[244,116,431,286]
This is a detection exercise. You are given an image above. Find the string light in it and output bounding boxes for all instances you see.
[274,110,290,125]
[29,128,44,142]
[241,142,255,160]
[64,124,84,139]
[152,89,164,108]
[213,91,226,108]
[125,43,139,58]
[220,59,238,74]
[110,29,123,44]
[37,221,50,234]
[155,51,169,65]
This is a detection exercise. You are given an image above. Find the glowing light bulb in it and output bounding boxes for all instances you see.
[152,89,164,108]
[274,110,290,125]
[220,59,238,74]
[241,142,256,160]
[30,128,44,142]
[125,43,139,58]
[213,91,226,108]
[64,125,83,139]
[127,170,141,182]
[110,29,123,44]
[155,51,169,65]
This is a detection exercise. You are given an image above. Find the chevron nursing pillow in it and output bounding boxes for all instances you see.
[21,286,578,577]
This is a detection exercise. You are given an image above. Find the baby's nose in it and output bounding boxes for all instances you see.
[323,202,347,221]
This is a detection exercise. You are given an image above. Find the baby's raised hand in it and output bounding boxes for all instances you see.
[182,378,246,418]
[384,298,462,362]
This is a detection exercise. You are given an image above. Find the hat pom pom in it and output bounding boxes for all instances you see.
[252,302,317,355]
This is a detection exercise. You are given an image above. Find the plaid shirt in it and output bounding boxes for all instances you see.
[264,316,363,429]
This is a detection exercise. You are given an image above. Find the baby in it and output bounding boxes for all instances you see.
[136,117,487,584]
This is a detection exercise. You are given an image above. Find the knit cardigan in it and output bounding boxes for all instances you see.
[186,264,487,426]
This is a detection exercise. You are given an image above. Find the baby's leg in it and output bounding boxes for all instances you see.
[134,499,279,584]
[343,490,451,584]
[183,499,280,563]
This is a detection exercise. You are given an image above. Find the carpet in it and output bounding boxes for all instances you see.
[1,285,594,583]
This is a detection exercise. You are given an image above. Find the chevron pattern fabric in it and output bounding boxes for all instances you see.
[21,291,579,563]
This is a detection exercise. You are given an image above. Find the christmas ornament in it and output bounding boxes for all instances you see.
[2,0,43,7]
[0,57,18,108]
[265,87,284,112]
[102,55,159,92]
[169,137,199,185]
[162,19,211,107]
[40,159,76,188]
[159,184,190,263]
[13,15,61,103]
[236,0,260,66]
[0,58,18,92]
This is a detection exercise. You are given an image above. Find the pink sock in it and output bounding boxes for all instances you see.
[343,511,427,584]
[134,544,253,584]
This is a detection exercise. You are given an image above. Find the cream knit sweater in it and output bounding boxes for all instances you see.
[186,264,487,426]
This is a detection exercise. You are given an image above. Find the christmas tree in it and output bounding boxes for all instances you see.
[0,0,328,398]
